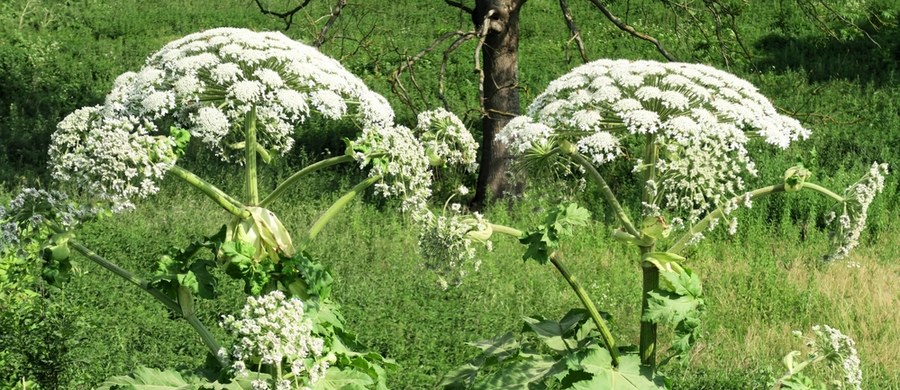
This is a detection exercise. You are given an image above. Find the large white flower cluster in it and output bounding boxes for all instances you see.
[498,59,810,224]
[0,188,99,251]
[827,162,889,261]
[414,108,479,172]
[49,106,177,210]
[49,28,394,209]
[221,290,329,389]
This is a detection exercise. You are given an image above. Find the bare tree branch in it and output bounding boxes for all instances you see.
[389,30,473,111]
[445,0,474,14]
[439,33,478,110]
[586,0,677,61]
[254,0,313,30]
[474,10,495,118]
[313,0,348,47]
[559,0,589,64]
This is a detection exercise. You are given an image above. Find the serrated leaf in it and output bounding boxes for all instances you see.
[467,332,519,360]
[643,291,702,326]
[525,317,575,352]
[97,366,202,390]
[313,367,374,390]
[571,352,664,390]
[473,356,558,390]
[439,363,481,389]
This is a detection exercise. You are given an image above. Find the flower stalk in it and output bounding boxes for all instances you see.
[569,152,641,238]
[488,223,620,367]
[245,107,259,205]
[260,154,356,207]
[169,166,249,219]
[301,175,382,248]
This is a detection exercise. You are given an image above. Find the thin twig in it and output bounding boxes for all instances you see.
[313,0,348,47]
[587,0,677,61]
[559,0,589,63]
[254,0,313,30]
[389,30,471,111]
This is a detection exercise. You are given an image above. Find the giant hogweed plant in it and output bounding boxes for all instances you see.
[427,59,887,389]
[0,28,478,389]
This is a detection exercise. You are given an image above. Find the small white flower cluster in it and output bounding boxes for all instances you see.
[49,106,176,211]
[350,125,433,215]
[49,28,394,210]
[498,59,810,225]
[413,108,479,172]
[827,162,889,261]
[0,188,98,251]
[417,209,491,289]
[221,290,328,388]
[810,324,863,390]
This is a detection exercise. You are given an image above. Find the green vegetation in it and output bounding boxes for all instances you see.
[0,0,898,389]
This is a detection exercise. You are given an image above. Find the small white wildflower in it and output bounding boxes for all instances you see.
[458,185,469,195]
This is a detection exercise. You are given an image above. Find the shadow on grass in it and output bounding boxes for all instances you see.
[753,23,900,85]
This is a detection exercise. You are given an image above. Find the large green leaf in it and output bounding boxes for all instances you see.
[473,356,559,390]
[313,367,374,390]
[571,351,664,390]
[522,311,586,352]
[97,366,202,390]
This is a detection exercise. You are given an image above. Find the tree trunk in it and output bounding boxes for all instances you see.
[471,0,524,208]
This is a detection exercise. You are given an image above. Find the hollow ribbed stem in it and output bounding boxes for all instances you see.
[245,107,259,205]
[260,155,355,208]
[178,286,226,367]
[169,166,249,219]
[802,182,844,203]
[487,223,620,366]
[569,152,640,238]
[639,135,659,369]
[301,175,381,248]
[549,252,620,367]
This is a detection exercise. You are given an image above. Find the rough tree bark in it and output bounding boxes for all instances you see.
[471,0,525,208]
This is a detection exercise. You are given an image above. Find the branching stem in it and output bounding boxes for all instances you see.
[260,154,355,208]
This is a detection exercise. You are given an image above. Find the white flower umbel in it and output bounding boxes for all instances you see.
[49,106,177,211]
[418,209,491,289]
[349,125,433,216]
[827,162,889,261]
[221,290,329,388]
[49,28,395,210]
[501,59,810,225]
[414,108,479,172]
[106,27,394,160]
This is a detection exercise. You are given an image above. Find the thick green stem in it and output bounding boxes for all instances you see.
[301,175,381,248]
[178,286,227,367]
[66,238,182,314]
[549,252,620,367]
[802,182,844,203]
[169,166,249,219]
[487,223,524,238]
[260,155,355,208]
[245,107,259,205]
[639,245,658,369]
[639,136,660,369]
[569,152,641,238]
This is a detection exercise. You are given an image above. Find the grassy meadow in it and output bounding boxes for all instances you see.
[1,0,898,389]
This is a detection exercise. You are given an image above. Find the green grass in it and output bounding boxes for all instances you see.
[1,0,898,388]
